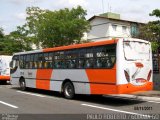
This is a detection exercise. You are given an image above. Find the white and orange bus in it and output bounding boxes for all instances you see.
[10,38,153,99]
[0,55,12,83]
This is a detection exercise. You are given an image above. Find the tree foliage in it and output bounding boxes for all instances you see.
[0,6,90,54]
[0,29,32,55]
[138,9,160,52]
[20,6,90,48]
[149,9,160,18]
[0,28,5,53]
[0,27,4,39]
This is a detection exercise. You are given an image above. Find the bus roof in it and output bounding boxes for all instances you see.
[13,38,150,56]
[123,38,150,44]
[14,39,118,55]
[43,39,118,53]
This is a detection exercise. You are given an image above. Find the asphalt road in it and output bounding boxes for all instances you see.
[0,84,160,120]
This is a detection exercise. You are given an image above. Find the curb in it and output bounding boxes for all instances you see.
[104,94,160,102]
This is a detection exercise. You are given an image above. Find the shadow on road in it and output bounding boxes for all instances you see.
[11,87,145,107]
[0,81,11,85]
[74,95,145,106]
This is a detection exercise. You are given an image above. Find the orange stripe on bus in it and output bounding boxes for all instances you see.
[90,84,117,94]
[36,69,53,90]
[117,82,153,94]
[43,39,118,53]
[0,76,10,81]
[88,82,153,95]
[86,69,116,83]
[86,69,116,94]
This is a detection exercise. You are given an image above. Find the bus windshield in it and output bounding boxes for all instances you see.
[123,41,150,61]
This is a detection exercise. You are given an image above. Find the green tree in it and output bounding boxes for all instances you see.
[0,27,4,39]
[20,6,90,48]
[2,31,32,55]
[0,29,32,55]
[138,9,160,52]
[1,39,23,55]
[9,30,32,51]
[0,27,5,53]
[150,9,160,17]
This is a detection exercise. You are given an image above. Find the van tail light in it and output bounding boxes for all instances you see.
[147,70,152,81]
[124,70,130,82]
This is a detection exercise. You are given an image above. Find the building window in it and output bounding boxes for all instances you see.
[112,24,117,31]
[122,26,127,33]
[131,24,138,37]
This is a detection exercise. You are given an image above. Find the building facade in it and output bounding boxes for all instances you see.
[87,12,143,41]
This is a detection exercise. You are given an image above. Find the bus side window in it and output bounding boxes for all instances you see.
[48,53,53,68]
[61,60,65,68]
[23,55,27,69]
[53,51,65,69]
[11,55,19,69]
[38,53,44,69]
[33,62,37,69]
[54,61,61,68]
[44,53,49,69]
[85,59,90,68]
[78,59,84,68]
[69,60,76,68]
[54,52,59,69]
[78,48,86,69]
[29,54,34,69]
[85,59,94,68]
[25,55,31,69]
[96,58,102,68]
[65,50,78,69]
[44,52,54,69]
[95,44,116,68]
[33,54,38,69]
[104,58,112,68]
[44,62,48,68]
[85,48,94,68]
[19,55,24,69]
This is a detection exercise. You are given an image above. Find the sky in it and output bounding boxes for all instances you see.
[0,0,160,34]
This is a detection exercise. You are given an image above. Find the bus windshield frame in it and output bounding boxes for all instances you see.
[123,41,151,61]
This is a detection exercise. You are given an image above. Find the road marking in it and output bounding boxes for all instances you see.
[17,91,45,97]
[147,101,160,104]
[104,95,160,104]
[17,91,61,100]
[0,101,18,108]
[44,95,61,100]
[81,103,151,118]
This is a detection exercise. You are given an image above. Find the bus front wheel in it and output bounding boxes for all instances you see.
[19,78,26,91]
[63,82,75,99]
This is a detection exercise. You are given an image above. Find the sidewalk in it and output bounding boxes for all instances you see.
[104,91,160,102]
[132,90,160,97]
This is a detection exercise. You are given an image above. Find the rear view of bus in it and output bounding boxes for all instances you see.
[0,55,12,83]
[9,38,152,99]
[116,38,153,93]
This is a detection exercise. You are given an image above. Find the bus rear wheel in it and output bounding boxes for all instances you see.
[63,82,75,99]
[19,78,26,91]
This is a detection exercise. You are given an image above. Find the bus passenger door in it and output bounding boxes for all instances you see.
[10,56,20,85]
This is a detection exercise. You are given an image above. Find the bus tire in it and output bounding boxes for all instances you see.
[19,78,26,91]
[63,82,75,99]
